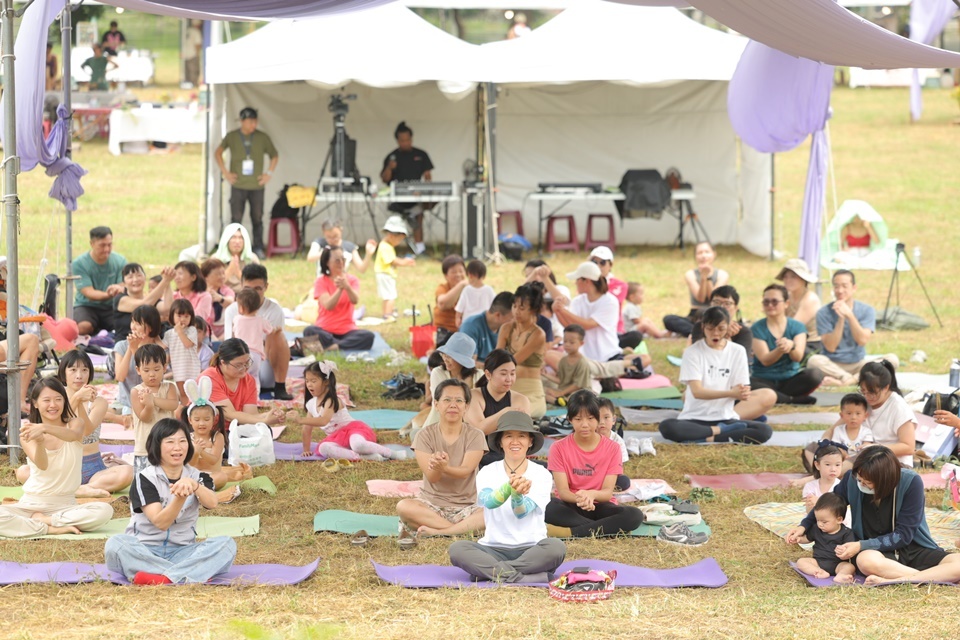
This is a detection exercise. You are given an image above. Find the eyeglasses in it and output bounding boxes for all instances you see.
[438,397,466,405]
[858,386,881,397]
[711,299,735,308]
[226,359,253,371]
[761,299,783,307]
[590,259,609,266]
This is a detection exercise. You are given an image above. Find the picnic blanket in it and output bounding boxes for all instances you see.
[618,374,673,390]
[372,557,728,589]
[101,423,286,442]
[744,502,960,551]
[0,558,319,586]
[312,509,708,539]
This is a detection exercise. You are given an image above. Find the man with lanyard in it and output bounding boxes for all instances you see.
[380,121,434,256]
[100,21,126,56]
[215,107,279,260]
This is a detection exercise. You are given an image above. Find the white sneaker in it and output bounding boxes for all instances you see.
[391,449,411,461]
[639,438,657,456]
[626,438,641,457]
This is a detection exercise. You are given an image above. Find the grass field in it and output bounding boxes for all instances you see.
[1,86,960,639]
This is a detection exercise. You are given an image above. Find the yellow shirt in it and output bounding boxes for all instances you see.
[374,240,398,278]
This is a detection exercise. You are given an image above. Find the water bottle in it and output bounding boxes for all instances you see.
[950,359,960,388]
[913,246,921,268]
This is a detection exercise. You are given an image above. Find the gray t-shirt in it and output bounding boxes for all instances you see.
[816,300,875,364]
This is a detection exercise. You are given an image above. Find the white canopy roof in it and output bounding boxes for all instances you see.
[205,3,477,96]
[480,1,746,84]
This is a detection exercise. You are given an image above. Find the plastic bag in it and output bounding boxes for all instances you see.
[227,420,276,467]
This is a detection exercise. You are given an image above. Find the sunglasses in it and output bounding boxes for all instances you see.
[761,299,783,307]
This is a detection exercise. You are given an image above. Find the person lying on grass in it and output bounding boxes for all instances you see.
[793,492,857,584]
[787,446,960,585]
[399,379,487,543]
[0,378,114,538]
[545,389,643,538]
[105,418,237,585]
[448,411,566,583]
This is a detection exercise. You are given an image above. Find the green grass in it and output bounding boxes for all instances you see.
[3,86,960,639]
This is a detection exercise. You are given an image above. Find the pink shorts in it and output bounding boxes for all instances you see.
[318,421,377,451]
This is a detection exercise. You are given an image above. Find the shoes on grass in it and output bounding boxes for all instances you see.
[639,437,656,456]
[656,523,709,547]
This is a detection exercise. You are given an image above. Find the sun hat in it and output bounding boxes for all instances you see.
[382,215,409,235]
[567,261,602,282]
[776,258,818,284]
[589,246,614,262]
[436,332,477,369]
[239,107,258,120]
[487,410,544,455]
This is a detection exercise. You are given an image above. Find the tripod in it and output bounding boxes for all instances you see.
[882,242,942,328]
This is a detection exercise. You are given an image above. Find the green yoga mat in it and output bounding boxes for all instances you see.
[224,476,278,496]
[630,521,711,537]
[313,510,400,537]
[600,387,682,401]
[33,515,261,540]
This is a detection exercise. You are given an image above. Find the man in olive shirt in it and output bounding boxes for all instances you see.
[73,226,126,336]
[215,107,279,259]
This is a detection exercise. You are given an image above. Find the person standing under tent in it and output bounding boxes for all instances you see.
[215,107,280,260]
[380,121,434,256]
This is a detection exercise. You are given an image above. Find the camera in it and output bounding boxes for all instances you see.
[328,94,357,118]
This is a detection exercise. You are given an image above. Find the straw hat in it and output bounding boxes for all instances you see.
[776,258,818,284]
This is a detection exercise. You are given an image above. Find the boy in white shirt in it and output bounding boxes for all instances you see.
[455,260,495,328]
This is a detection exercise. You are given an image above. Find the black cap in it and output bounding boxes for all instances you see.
[239,107,258,120]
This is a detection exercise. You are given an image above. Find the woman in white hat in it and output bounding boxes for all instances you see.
[588,246,643,350]
[447,411,566,583]
[777,258,822,354]
[549,261,621,370]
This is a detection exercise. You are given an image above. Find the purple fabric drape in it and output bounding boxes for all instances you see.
[728,40,834,269]
[105,0,389,20]
[798,128,829,271]
[0,0,88,211]
[909,0,956,121]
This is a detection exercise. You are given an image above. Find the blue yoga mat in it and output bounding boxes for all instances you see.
[351,410,418,430]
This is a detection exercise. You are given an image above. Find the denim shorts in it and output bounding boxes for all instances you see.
[81,452,108,484]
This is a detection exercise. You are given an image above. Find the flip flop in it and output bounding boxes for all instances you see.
[321,459,340,473]
[350,529,369,546]
[336,459,354,468]
[398,528,417,550]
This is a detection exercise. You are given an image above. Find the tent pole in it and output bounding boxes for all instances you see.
[3,0,22,466]
[61,0,73,318]
[483,82,502,265]
[769,153,775,262]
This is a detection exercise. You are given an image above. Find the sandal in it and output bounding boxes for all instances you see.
[351,529,369,547]
[398,528,417,550]
[321,459,340,473]
[336,459,354,469]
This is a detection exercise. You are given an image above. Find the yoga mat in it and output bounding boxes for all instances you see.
[544,407,567,417]
[0,486,127,502]
[313,509,400,537]
[223,476,278,496]
[0,559,320,586]
[667,354,683,366]
[610,398,684,410]
[765,412,837,426]
[746,502,960,551]
[687,473,806,490]
[897,371,951,393]
[273,441,412,462]
[351,410,419,430]
[620,408,679,424]
[629,520,710,538]
[372,557,727,589]
[101,424,286,442]
[631,430,824,448]
[811,391,848,406]
[363,478,678,500]
[601,387,682,401]
[24,516,261,540]
[789,562,960,588]
[618,374,673,390]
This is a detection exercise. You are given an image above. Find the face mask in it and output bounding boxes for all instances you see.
[857,480,875,495]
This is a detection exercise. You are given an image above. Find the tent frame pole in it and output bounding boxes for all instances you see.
[61,0,74,317]
[3,0,22,466]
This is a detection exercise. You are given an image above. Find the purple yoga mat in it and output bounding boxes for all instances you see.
[372,557,727,589]
[273,441,413,462]
[0,559,320,586]
[789,562,959,588]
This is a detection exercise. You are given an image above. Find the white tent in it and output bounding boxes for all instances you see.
[204,3,481,249]
[480,2,771,255]
[205,2,773,255]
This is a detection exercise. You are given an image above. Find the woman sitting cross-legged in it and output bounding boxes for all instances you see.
[545,389,644,538]
[104,418,237,585]
[448,411,567,583]
[397,379,487,545]
[0,378,114,538]
[304,245,375,352]
[659,306,773,444]
[787,446,960,585]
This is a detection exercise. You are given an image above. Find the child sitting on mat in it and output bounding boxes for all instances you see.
[802,444,844,511]
[793,492,857,584]
[801,393,874,476]
[184,377,252,490]
[597,397,630,492]
[542,324,592,407]
[285,360,407,461]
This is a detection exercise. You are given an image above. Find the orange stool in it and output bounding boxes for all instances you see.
[266,218,301,258]
[497,210,525,237]
[584,213,616,252]
[545,215,579,253]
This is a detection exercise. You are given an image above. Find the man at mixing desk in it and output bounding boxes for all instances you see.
[381,121,434,256]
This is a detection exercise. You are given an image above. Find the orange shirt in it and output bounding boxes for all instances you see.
[434,282,459,332]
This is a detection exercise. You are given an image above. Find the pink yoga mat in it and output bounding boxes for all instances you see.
[689,472,945,491]
[618,374,673,390]
[366,479,424,497]
[101,424,286,442]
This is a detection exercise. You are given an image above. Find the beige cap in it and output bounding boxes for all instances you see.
[567,261,602,282]
[776,258,818,284]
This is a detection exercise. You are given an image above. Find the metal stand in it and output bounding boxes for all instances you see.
[882,242,942,328]
[671,190,710,250]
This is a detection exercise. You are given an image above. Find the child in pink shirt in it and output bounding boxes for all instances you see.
[232,289,277,392]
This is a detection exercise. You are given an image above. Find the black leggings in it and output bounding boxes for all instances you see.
[618,331,644,350]
[545,498,644,538]
[751,368,824,404]
[658,418,772,444]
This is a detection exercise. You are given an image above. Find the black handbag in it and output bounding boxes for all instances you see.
[922,390,960,417]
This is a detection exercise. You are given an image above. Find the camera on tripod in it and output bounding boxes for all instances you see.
[328,94,357,118]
